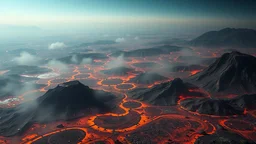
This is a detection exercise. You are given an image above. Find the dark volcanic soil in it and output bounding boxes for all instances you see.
[180,94,256,116]
[0,80,117,136]
[32,129,86,144]
[195,130,255,144]
[130,78,207,106]
[188,51,256,96]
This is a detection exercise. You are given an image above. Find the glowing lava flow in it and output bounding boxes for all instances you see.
[67,66,81,81]
[87,94,149,133]
[86,94,216,144]
[3,51,256,143]
[12,83,217,144]
[219,119,256,141]
[189,69,202,75]
[23,127,91,144]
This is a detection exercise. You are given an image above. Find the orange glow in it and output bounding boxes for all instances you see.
[2,52,255,143]
[190,70,202,75]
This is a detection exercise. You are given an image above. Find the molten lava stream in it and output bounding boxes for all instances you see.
[67,66,81,81]
[189,69,202,75]
[87,93,216,144]
[23,127,91,144]
[87,94,153,133]
[219,119,256,141]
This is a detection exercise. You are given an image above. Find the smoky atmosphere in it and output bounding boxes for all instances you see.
[0,0,256,144]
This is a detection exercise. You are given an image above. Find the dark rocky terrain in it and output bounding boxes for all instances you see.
[34,81,116,122]
[195,130,254,144]
[169,64,206,72]
[180,94,256,116]
[0,81,116,136]
[180,98,244,116]
[130,78,206,105]
[188,51,256,96]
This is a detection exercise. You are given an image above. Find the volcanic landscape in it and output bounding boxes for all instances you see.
[0,28,256,144]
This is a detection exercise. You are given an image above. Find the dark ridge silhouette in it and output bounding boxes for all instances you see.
[101,66,134,76]
[34,80,116,122]
[0,80,116,136]
[130,78,206,106]
[190,28,256,48]
[148,38,188,45]
[188,51,256,96]
[230,94,256,110]
[180,98,244,116]
[111,45,190,57]
[180,94,256,116]
[169,64,206,72]
[128,72,167,85]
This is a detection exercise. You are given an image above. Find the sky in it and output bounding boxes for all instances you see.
[0,0,256,37]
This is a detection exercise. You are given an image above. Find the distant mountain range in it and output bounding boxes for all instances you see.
[78,40,116,47]
[190,28,256,48]
[111,45,190,57]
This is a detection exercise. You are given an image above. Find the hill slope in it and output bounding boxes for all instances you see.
[188,51,256,96]
[180,93,256,116]
[0,80,116,136]
[130,78,206,106]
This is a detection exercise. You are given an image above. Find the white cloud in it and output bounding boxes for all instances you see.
[37,72,59,79]
[48,42,66,50]
[71,55,78,64]
[81,58,92,64]
[0,98,20,105]
[115,37,125,43]
[134,36,139,40]
[14,52,40,65]
[106,54,125,68]
[47,59,69,72]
